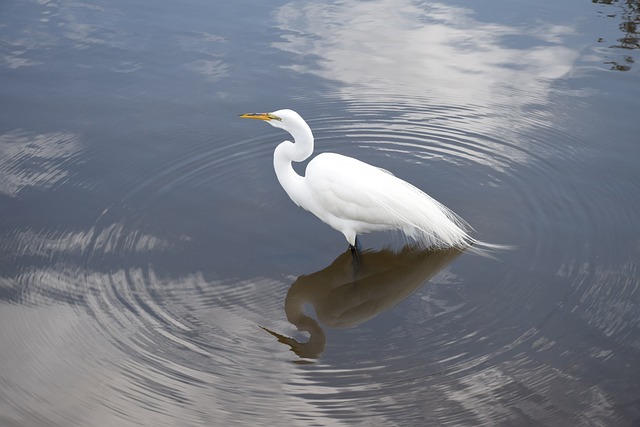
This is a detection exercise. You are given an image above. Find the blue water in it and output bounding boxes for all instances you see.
[1,0,639,425]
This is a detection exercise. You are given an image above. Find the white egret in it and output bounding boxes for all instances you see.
[240,109,482,251]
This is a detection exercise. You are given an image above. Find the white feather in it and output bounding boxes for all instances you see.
[240,108,504,252]
[306,153,473,249]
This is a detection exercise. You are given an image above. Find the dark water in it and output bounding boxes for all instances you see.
[1,0,639,425]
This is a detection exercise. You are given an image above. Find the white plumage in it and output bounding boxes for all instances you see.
[240,109,476,250]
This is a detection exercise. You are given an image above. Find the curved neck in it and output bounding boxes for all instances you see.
[273,121,314,204]
[261,286,326,359]
[282,289,326,358]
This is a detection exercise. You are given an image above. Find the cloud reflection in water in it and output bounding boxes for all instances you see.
[0,130,83,197]
[274,0,579,125]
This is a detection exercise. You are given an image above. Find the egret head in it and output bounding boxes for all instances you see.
[239,109,306,133]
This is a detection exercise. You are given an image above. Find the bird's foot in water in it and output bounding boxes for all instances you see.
[349,244,359,261]
[349,236,363,255]
[349,236,362,269]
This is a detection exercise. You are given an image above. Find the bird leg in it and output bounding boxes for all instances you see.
[349,244,358,257]
[348,236,364,279]
[349,236,362,255]
[349,235,362,263]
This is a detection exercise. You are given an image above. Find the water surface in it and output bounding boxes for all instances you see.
[1,0,639,425]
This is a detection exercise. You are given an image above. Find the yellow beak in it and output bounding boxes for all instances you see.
[239,112,281,121]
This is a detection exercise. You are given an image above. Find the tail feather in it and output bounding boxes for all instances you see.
[364,177,509,254]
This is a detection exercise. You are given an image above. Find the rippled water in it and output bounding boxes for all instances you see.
[1,0,639,426]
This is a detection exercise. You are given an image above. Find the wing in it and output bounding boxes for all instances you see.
[305,153,388,224]
[305,153,472,247]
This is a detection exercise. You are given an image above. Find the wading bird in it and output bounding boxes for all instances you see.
[240,109,482,252]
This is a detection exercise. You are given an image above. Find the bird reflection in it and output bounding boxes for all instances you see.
[263,245,463,359]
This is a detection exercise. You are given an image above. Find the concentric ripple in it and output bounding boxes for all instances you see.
[2,90,638,425]
[2,0,640,421]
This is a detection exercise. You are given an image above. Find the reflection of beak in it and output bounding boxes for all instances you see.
[260,326,325,360]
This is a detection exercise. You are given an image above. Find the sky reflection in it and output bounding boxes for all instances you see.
[1,0,638,425]
[0,130,82,197]
[274,0,579,112]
